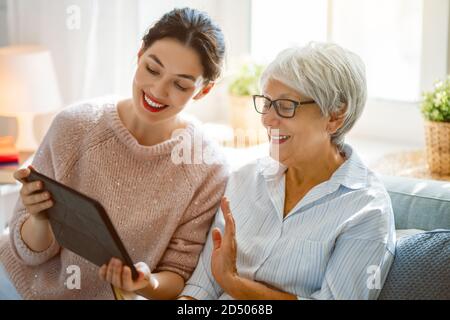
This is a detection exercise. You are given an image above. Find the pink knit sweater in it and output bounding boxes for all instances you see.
[0,101,229,299]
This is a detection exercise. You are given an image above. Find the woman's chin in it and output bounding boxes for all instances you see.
[269,148,288,164]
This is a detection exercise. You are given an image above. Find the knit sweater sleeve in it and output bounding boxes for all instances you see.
[155,158,229,281]
[9,105,91,266]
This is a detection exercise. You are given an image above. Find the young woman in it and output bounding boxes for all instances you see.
[0,7,228,300]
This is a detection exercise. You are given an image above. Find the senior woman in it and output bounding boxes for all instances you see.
[179,42,396,300]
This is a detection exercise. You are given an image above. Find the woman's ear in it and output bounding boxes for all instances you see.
[326,104,347,135]
[193,82,215,100]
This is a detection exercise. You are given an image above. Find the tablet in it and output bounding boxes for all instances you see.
[26,167,139,280]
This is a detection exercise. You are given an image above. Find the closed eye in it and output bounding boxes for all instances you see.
[174,82,188,91]
[146,65,189,91]
[146,66,159,76]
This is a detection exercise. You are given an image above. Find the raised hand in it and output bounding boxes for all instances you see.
[211,197,238,289]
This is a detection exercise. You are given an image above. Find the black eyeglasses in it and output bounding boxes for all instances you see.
[253,95,316,118]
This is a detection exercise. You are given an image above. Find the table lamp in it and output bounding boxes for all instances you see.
[0,45,62,152]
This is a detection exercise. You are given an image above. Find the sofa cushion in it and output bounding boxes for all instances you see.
[379,230,450,300]
[380,175,450,230]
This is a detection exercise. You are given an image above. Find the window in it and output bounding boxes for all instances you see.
[251,0,328,64]
[251,0,426,102]
[331,0,423,102]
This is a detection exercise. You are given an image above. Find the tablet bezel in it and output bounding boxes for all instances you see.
[26,167,139,280]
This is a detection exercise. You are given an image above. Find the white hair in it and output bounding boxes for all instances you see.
[260,42,367,150]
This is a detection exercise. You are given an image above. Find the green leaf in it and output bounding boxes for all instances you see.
[228,63,265,96]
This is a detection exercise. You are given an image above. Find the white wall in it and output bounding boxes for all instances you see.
[349,99,425,148]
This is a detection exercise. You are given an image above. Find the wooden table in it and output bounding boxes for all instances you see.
[371,150,450,182]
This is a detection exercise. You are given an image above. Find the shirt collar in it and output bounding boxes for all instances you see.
[329,144,369,190]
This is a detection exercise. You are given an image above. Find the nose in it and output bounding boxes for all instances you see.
[150,79,169,99]
[261,106,280,128]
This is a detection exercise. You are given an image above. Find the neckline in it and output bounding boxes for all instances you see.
[105,102,197,159]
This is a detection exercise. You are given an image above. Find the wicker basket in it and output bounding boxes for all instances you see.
[424,120,450,175]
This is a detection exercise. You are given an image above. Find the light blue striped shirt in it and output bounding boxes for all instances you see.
[181,144,396,300]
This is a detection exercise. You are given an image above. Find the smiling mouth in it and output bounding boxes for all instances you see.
[142,92,169,113]
[270,135,291,144]
[267,128,291,144]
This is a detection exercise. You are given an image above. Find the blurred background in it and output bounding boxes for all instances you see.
[0,0,449,177]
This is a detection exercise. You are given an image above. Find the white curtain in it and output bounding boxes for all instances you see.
[6,0,142,106]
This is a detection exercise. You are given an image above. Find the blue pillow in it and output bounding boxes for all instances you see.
[379,230,450,300]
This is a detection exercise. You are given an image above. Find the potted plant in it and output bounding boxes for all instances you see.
[228,63,267,147]
[421,76,450,175]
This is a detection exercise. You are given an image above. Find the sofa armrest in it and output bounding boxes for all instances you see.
[379,175,450,231]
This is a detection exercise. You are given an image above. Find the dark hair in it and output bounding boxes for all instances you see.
[142,7,226,83]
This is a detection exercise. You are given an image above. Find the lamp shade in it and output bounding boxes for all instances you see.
[0,45,62,116]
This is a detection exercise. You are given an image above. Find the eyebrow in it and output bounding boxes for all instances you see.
[148,54,197,82]
[266,93,300,101]
[276,93,316,102]
[278,94,297,100]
